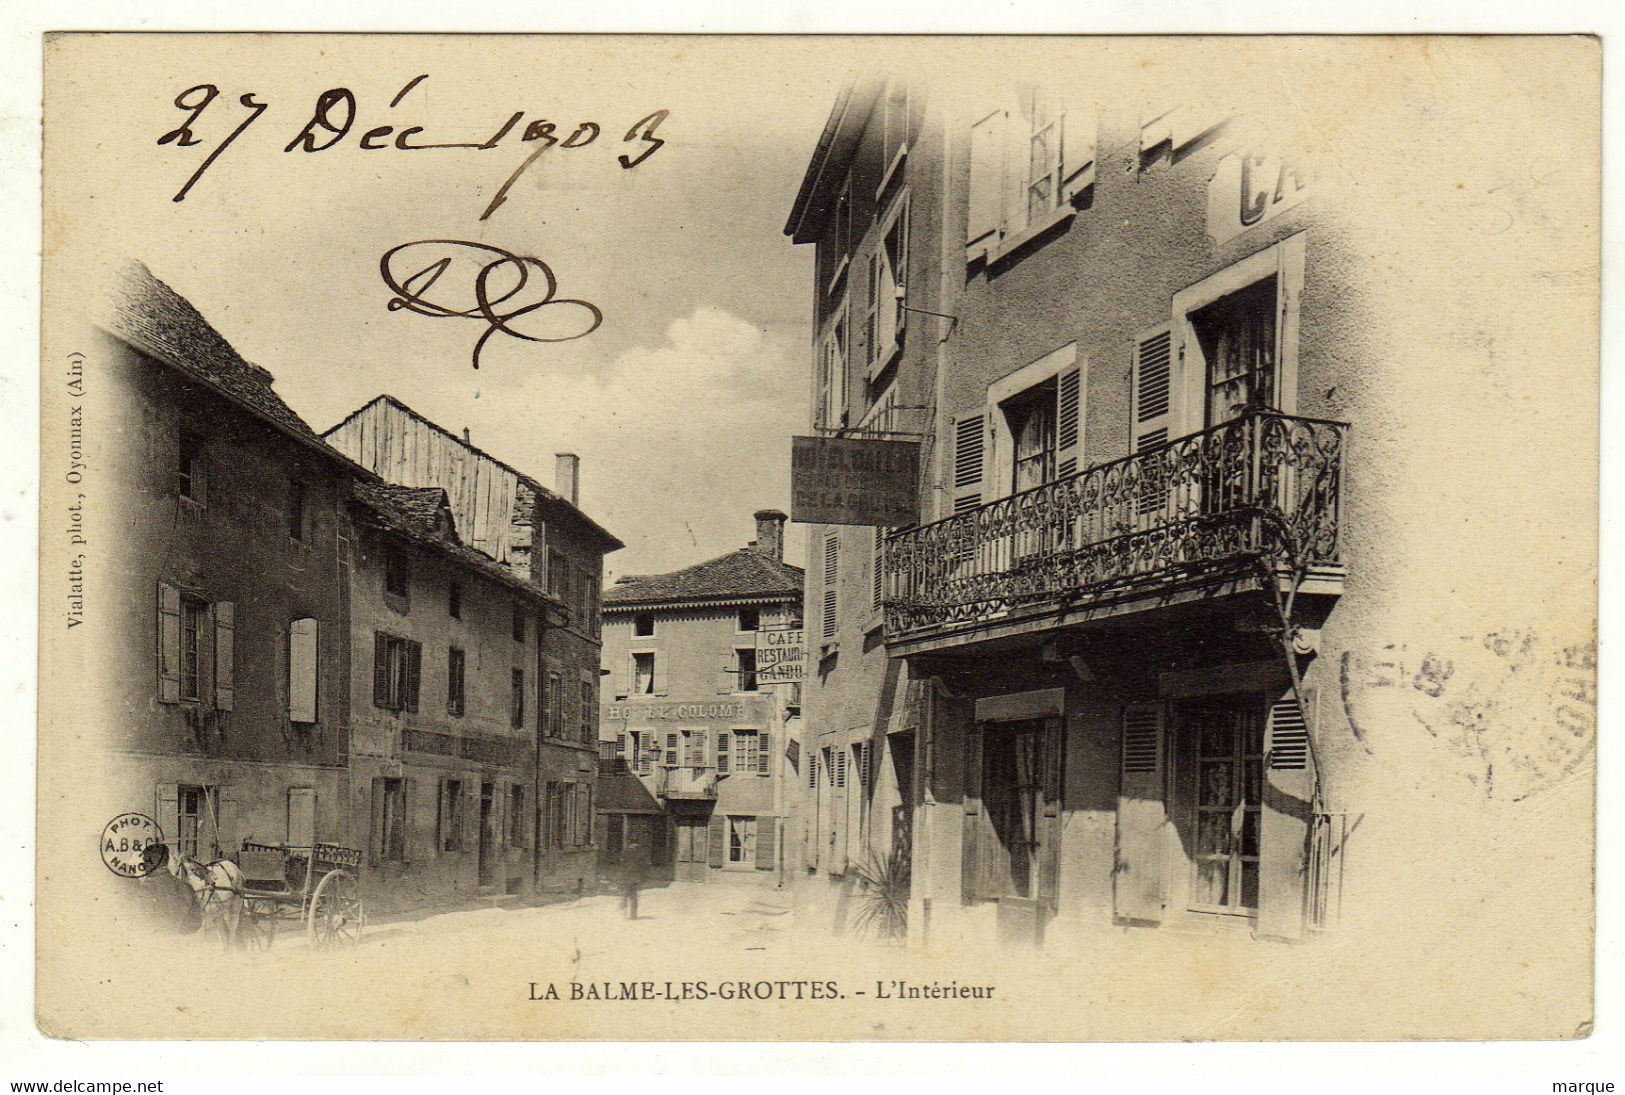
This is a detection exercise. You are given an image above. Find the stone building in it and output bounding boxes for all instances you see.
[782,71,1595,952]
[597,511,803,883]
[325,396,623,898]
[92,263,360,866]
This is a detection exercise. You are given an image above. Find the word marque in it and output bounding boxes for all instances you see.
[380,239,603,370]
[157,73,669,220]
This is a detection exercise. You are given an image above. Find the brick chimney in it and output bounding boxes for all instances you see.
[751,509,787,563]
[555,453,580,506]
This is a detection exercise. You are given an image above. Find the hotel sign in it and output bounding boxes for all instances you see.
[1208,145,1313,245]
[603,701,754,723]
[790,435,920,526]
[755,627,805,685]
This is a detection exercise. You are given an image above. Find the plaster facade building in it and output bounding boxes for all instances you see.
[783,74,1595,950]
[597,512,804,883]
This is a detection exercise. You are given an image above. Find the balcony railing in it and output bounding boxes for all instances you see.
[658,765,718,800]
[884,411,1346,639]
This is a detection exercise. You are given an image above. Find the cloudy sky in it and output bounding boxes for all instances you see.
[56,35,852,579]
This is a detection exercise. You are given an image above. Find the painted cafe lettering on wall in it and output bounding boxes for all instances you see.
[604,702,751,722]
[1208,143,1313,245]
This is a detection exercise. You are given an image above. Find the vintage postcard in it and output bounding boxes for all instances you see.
[37,34,1599,1041]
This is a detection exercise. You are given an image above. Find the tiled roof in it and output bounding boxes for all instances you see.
[605,548,804,608]
[108,262,328,447]
[351,479,560,608]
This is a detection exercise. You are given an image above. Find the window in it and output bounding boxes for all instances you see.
[1196,277,1279,424]
[384,549,410,599]
[579,679,594,743]
[734,730,766,775]
[512,602,526,643]
[865,197,910,371]
[717,731,730,774]
[821,534,840,640]
[549,550,568,598]
[448,581,462,619]
[633,613,655,637]
[816,306,850,429]
[178,430,205,504]
[664,733,679,767]
[737,607,759,632]
[1185,700,1266,913]
[683,729,707,767]
[734,648,758,693]
[1003,377,1058,493]
[439,779,465,853]
[965,90,1096,263]
[373,633,422,712]
[446,647,465,716]
[511,668,525,729]
[158,586,231,709]
[176,784,217,859]
[546,668,563,737]
[375,777,405,861]
[632,730,654,775]
[287,480,307,541]
[179,595,205,702]
[509,784,527,849]
[728,816,758,865]
[288,617,319,724]
[632,652,656,695]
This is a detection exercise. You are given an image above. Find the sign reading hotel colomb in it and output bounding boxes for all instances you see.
[1207,145,1313,245]
[790,436,920,526]
[755,627,805,685]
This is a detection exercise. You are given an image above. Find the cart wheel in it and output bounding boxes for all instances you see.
[238,898,277,951]
[308,869,363,948]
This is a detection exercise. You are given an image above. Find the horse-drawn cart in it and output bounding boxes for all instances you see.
[235,840,364,950]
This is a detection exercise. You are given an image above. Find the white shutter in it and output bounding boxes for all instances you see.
[1131,325,1175,522]
[966,109,1006,259]
[952,412,986,511]
[288,617,318,723]
[1260,689,1317,940]
[1059,104,1098,201]
[1055,364,1083,478]
[1114,704,1167,923]
[717,653,735,695]
[1266,693,1312,770]
[213,601,235,712]
[155,783,180,856]
[821,533,840,640]
[157,582,181,704]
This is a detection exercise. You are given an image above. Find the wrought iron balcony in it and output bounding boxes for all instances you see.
[884,411,1347,643]
[658,764,719,800]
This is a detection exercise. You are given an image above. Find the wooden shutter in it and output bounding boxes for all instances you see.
[1055,364,1083,478]
[758,732,771,775]
[217,785,237,851]
[1037,717,1064,910]
[369,778,385,865]
[436,779,449,854]
[717,653,735,695]
[610,646,627,698]
[952,412,986,511]
[1059,105,1097,202]
[403,641,422,712]
[288,617,317,723]
[463,779,478,853]
[961,726,984,903]
[821,534,839,640]
[402,777,418,860]
[966,109,1006,259]
[155,783,179,855]
[1259,690,1316,940]
[1114,703,1167,923]
[373,633,389,708]
[651,651,668,696]
[756,816,777,871]
[287,787,316,847]
[212,601,235,712]
[495,782,509,850]
[707,814,726,868]
[1131,325,1174,451]
[157,582,181,703]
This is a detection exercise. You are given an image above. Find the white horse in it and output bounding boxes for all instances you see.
[174,854,245,948]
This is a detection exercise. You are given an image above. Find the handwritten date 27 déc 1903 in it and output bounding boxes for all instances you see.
[156,74,668,219]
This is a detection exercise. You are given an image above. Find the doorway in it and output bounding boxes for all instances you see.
[1174,696,1265,918]
[477,782,495,889]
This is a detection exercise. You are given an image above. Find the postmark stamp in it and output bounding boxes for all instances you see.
[100,812,164,877]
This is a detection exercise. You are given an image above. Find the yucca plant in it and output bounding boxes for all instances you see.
[850,850,910,942]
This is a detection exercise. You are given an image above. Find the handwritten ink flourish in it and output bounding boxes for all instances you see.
[380,239,603,369]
